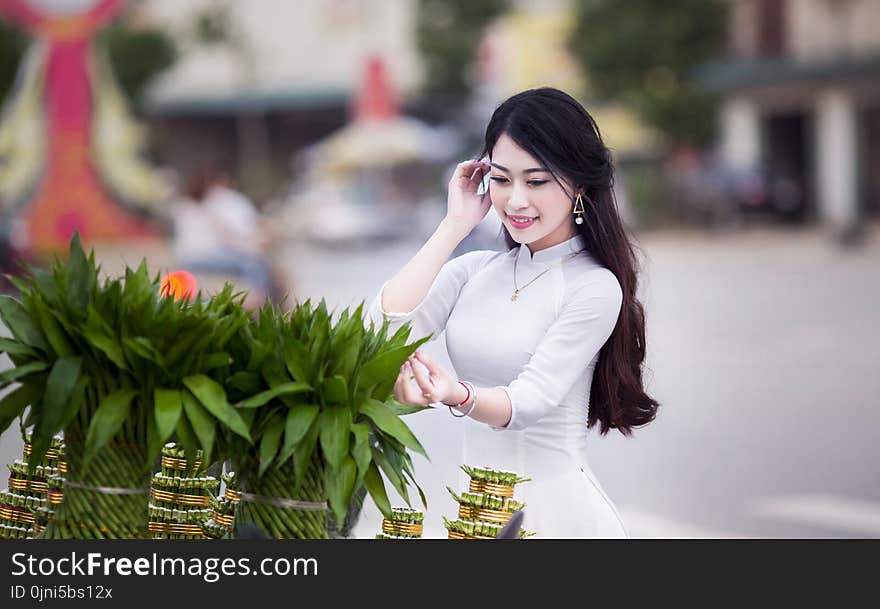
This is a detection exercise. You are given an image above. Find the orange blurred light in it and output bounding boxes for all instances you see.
[159,270,198,302]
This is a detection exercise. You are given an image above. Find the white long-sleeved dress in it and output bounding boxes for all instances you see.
[367,234,628,538]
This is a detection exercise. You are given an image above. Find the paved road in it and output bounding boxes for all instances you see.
[3,223,879,537]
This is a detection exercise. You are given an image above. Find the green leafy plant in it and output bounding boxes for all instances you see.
[0,234,252,538]
[220,298,432,538]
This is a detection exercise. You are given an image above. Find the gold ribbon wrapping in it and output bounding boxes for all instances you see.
[8,477,48,494]
[468,480,515,498]
[212,511,235,528]
[150,488,211,507]
[381,520,423,537]
[0,506,35,524]
[447,530,495,540]
[457,505,513,525]
[224,488,242,503]
[148,521,205,536]
[160,456,202,472]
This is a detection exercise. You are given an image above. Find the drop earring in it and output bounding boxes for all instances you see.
[573,193,586,225]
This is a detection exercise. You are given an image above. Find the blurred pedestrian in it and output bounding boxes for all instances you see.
[169,169,273,306]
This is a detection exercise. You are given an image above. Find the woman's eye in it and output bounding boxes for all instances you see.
[489,176,509,184]
[527,180,548,186]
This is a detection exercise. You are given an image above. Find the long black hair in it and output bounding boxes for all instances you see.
[480,87,659,435]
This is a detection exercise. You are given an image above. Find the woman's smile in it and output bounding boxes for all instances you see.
[507,214,538,229]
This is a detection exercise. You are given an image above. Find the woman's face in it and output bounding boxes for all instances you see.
[489,133,577,253]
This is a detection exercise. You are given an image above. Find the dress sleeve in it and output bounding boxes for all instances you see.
[366,250,491,342]
[495,269,623,432]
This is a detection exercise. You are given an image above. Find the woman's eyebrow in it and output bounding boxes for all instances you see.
[490,162,549,174]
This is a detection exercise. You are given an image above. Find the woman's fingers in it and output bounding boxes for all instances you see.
[409,358,435,401]
[400,362,430,406]
[452,160,491,193]
[393,366,407,403]
[413,350,442,377]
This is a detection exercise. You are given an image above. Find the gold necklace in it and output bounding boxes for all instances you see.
[511,251,580,301]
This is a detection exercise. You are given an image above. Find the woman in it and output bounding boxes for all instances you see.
[368,87,659,538]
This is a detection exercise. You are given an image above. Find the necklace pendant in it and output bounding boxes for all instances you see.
[511,291,518,301]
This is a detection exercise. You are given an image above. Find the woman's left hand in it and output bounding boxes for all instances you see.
[406,351,462,406]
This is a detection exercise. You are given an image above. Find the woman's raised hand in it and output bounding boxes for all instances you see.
[392,351,462,407]
[443,159,493,237]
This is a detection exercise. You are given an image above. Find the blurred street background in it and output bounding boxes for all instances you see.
[1,0,879,537]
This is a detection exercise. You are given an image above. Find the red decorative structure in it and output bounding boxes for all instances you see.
[352,55,399,122]
[0,0,157,254]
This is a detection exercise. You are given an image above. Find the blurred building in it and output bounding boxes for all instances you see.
[474,0,657,158]
[138,0,423,200]
[702,0,880,234]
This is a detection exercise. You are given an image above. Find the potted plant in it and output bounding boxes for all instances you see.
[219,298,431,538]
[0,235,252,538]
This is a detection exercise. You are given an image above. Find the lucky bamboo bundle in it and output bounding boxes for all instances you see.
[202,470,239,539]
[376,506,424,539]
[0,434,64,538]
[443,516,536,539]
[446,465,535,539]
[148,443,218,539]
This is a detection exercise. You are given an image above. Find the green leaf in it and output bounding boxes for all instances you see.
[258,414,285,476]
[65,231,94,315]
[360,399,428,460]
[81,327,127,369]
[402,465,428,510]
[0,338,36,358]
[331,331,362,379]
[292,416,320,489]
[227,371,262,394]
[84,389,137,467]
[277,404,320,467]
[321,375,348,405]
[238,382,312,409]
[123,337,166,370]
[57,374,91,432]
[325,456,357,526]
[82,307,127,369]
[154,389,183,445]
[318,405,351,469]
[29,356,81,469]
[183,374,251,442]
[0,384,40,434]
[358,338,429,398]
[364,461,392,520]
[182,391,215,465]
[283,339,312,382]
[0,361,49,389]
[0,295,47,351]
[260,362,297,407]
[164,328,204,370]
[203,352,232,370]
[33,300,73,357]
[350,422,372,485]
[372,445,409,506]
[386,400,432,417]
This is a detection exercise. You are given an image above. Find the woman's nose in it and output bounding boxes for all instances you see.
[509,186,529,209]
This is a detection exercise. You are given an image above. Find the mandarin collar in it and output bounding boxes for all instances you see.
[516,234,588,265]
